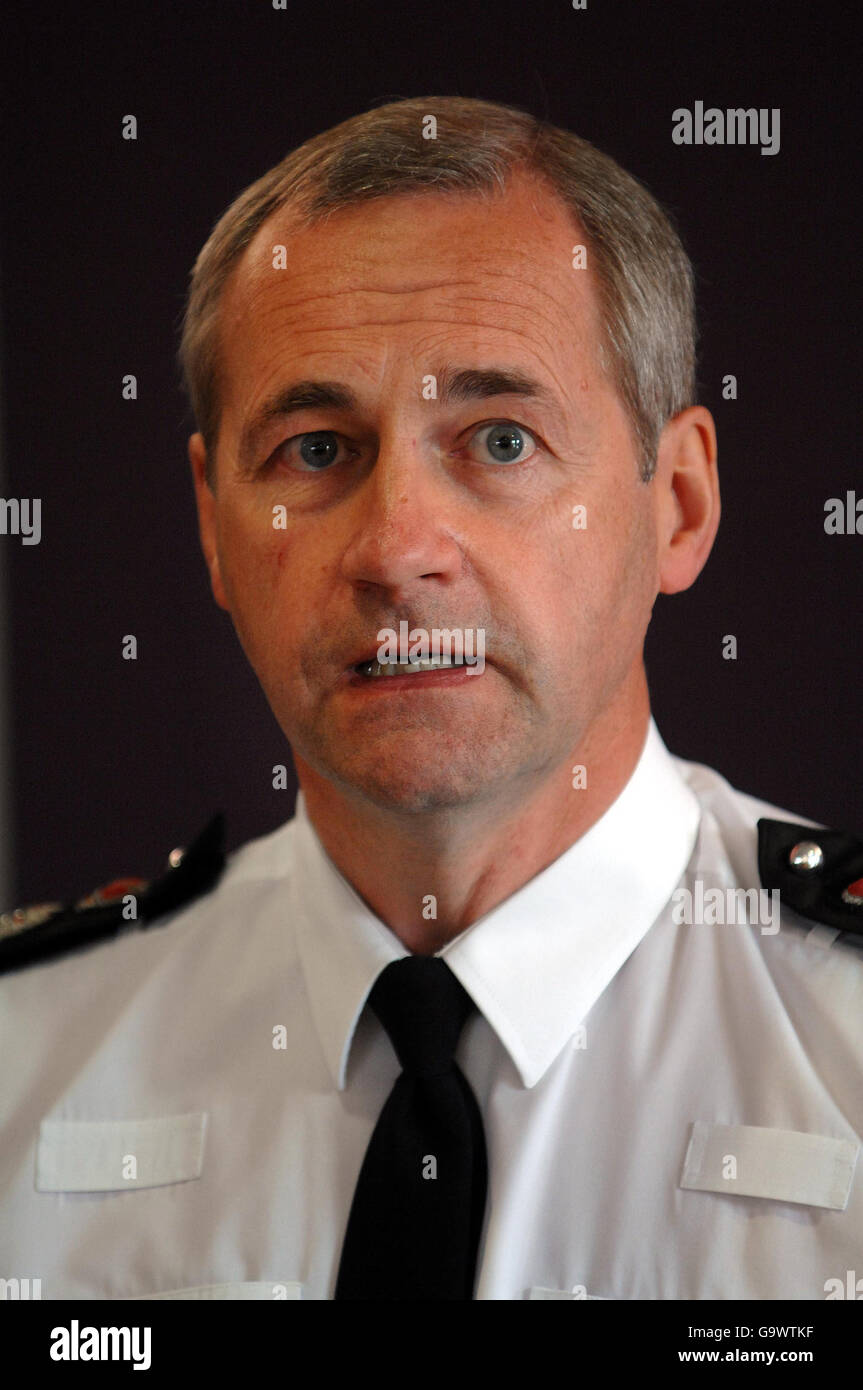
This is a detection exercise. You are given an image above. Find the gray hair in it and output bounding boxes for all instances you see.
[178,95,697,483]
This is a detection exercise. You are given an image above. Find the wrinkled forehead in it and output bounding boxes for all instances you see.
[216,170,607,378]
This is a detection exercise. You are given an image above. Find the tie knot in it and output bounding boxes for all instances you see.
[368,956,476,1076]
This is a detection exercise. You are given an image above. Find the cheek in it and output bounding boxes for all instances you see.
[220,503,282,581]
[547,500,653,637]
[218,509,300,637]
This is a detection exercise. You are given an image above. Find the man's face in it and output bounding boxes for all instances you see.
[194,169,663,812]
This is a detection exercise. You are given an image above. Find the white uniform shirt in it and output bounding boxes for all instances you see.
[1,718,861,1300]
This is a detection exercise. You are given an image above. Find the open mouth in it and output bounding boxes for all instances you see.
[354,655,470,679]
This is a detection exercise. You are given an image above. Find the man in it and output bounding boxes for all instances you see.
[1,96,861,1301]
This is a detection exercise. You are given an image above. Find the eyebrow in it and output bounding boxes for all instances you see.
[237,364,565,469]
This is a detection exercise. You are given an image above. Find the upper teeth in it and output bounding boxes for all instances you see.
[358,656,463,678]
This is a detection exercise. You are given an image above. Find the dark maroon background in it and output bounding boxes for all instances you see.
[1,0,860,903]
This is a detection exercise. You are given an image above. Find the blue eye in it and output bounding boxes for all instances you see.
[291,431,343,471]
[270,421,538,473]
[471,422,537,465]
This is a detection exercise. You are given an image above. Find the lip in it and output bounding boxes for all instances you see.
[342,662,487,693]
[343,640,488,671]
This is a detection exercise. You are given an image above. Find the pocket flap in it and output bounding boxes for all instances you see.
[135,1282,302,1300]
[680,1120,859,1210]
[36,1113,207,1192]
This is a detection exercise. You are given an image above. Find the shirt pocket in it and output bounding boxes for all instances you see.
[35,1113,206,1193]
[679,1120,859,1210]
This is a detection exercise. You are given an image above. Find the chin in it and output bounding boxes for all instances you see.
[290,712,547,811]
[336,763,488,814]
[294,738,497,814]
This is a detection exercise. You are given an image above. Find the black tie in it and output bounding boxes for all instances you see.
[334,955,488,1300]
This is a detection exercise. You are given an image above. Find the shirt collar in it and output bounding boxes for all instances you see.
[290,716,702,1091]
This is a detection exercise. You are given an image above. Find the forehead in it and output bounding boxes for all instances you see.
[216,168,606,410]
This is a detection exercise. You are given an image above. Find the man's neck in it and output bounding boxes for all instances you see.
[295,698,651,954]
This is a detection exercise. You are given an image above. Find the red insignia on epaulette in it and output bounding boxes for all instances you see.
[841,877,863,907]
[75,877,149,910]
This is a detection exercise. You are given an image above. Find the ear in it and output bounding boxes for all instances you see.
[654,406,720,595]
[188,433,230,611]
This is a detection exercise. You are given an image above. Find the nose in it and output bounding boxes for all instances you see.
[340,431,465,597]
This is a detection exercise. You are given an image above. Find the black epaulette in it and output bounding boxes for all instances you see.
[0,814,226,975]
[758,818,863,936]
